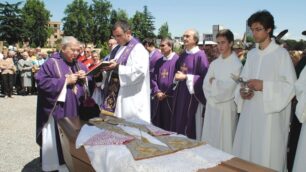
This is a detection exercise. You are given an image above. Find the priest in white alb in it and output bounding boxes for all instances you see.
[292,66,306,172]
[102,20,151,123]
[201,29,242,153]
[232,10,296,171]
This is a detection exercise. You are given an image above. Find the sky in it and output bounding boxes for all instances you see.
[3,0,306,41]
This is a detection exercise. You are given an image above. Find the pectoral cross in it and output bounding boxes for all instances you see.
[180,63,188,73]
[161,69,168,78]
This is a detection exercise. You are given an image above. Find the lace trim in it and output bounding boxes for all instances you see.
[85,144,234,172]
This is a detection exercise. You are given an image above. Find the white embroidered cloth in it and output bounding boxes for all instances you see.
[77,121,234,172]
[117,125,168,147]
[145,125,176,136]
[76,124,134,148]
[84,143,234,172]
[85,130,134,146]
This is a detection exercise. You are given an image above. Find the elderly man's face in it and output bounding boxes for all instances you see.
[108,39,117,51]
[62,43,80,63]
[183,30,196,49]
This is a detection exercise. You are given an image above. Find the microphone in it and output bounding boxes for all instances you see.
[73,58,81,71]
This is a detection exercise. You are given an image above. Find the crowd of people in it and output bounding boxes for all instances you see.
[0,9,301,172]
[0,46,52,98]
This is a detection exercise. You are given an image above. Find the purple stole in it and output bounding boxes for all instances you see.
[102,38,139,113]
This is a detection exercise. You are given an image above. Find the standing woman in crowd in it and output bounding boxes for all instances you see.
[0,50,16,98]
[201,29,242,153]
[18,51,33,95]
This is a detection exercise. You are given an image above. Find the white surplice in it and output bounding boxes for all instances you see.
[293,66,306,172]
[201,53,242,153]
[113,42,151,123]
[232,39,296,171]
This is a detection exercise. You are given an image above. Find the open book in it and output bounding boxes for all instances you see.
[86,61,111,76]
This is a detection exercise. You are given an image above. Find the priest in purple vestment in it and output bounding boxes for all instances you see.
[171,29,209,139]
[143,37,163,74]
[151,37,179,130]
[35,36,89,171]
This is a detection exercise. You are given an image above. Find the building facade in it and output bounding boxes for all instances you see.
[47,21,62,48]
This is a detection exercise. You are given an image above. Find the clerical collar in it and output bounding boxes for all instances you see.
[163,52,175,61]
[123,37,133,46]
[186,46,200,54]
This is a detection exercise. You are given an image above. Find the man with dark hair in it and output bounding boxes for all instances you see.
[143,38,163,74]
[151,37,179,130]
[232,10,296,171]
[102,20,151,122]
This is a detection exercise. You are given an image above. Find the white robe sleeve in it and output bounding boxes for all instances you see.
[208,66,241,104]
[186,74,195,94]
[262,53,296,114]
[57,80,67,102]
[295,66,306,123]
[234,57,250,113]
[118,44,149,87]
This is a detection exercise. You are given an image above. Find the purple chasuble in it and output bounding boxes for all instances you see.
[171,50,209,139]
[151,54,179,130]
[35,52,89,146]
[149,50,163,73]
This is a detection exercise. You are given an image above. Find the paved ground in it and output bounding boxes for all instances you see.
[0,95,41,172]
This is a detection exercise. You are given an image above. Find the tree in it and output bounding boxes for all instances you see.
[131,6,155,41]
[109,9,129,26]
[131,11,145,40]
[158,22,171,39]
[62,0,91,44]
[142,6,155,38]
[0,1,24,45]
[22,0,51,47]
[89,0,112,46]
[284,39,306,51]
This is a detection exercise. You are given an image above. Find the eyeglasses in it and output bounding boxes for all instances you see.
[250,27,265,32]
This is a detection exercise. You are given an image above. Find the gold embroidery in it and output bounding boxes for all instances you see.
[161,69,168,78]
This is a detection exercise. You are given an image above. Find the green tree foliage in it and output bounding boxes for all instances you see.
[99,41,109,59]
[131,6,155,41]
[158,22,171,39]
[89,0,112,46]
[0,1,24,45]
[109,9,129,27]
[246,35,254,43]
[283,39,306,51]
[142,6,155,38]
[62,0,91,44]
[22,0,51,47]
[131,11,145,40]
